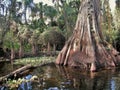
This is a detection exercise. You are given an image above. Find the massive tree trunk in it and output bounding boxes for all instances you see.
[56,0,120,71]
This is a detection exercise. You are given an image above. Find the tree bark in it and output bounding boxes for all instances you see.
[11,48,15,60]
[32,43,37,56]
[56,0,120,71]
[47,42,50,52]
[19,41,24,58]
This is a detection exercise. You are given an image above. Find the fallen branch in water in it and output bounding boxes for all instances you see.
[0,64,33,82]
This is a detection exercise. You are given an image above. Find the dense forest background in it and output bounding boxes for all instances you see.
[0,0,120,60]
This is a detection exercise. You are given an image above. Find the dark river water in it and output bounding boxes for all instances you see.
[31,63,120,90]
[0,62,23,77]
[1,63,120,90]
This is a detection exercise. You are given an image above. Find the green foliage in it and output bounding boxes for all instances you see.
[101,0,120,46]
[28,30,39,45]
[23,0,33,6]
[0,16,9,46]
[114,30,120,51]
[55,0,80,38]
[3,31,19,50]
[38,27,65,46]
[29,19,46,33]
[114,1,120,31]
[106,30,118,42]
[44,5,58,21]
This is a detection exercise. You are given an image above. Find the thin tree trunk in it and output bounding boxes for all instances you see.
[19,41,24,58]
[11,48,15,60]
[32,44,37,56]
[24,6,28,24]
[53,44,56,55]
[47,42,50,52]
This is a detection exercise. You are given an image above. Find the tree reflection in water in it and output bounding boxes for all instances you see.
[54,64,118,90]
[0,65,120,90]
[26,63,120,90]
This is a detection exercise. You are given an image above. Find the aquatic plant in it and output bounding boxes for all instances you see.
[14,56,56,66]
[6,75,38,89]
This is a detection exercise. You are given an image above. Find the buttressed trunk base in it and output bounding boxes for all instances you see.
[56,0,120,71]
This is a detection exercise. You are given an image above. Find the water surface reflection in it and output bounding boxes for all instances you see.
[29,63,120,90]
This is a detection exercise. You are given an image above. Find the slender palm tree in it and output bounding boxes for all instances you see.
[28,30,38,56]
[17,25,27,58]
